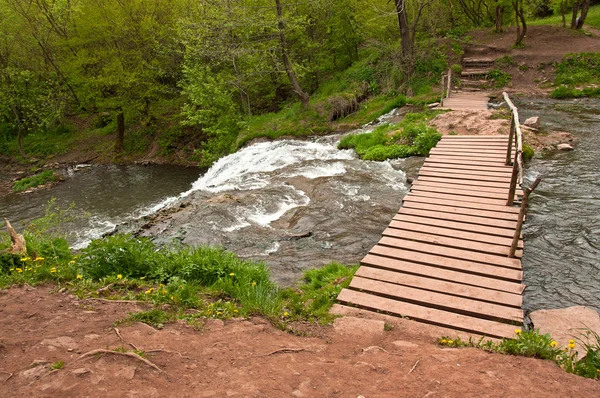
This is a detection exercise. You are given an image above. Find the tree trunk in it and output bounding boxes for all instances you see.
[394,0,415,79]
[571,2,580,29]
[274,0,310,108]
[576,0,590,29]
[10,104,27,159]
[495,5,503,33]
[4,218,27,255]
[114,111,125,152]
[513,0,527,47]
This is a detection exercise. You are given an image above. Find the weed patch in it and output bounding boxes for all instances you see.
[12,170,59,192]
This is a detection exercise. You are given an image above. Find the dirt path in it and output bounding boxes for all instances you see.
[1,286,598,397]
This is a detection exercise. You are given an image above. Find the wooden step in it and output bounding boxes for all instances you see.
[418,169,513,184]
[337,289,520,339]
[422,162,513,174]
[361,254,525,294]
[397,208,517,230]
[402,193,519,214]
[412,180,520,196]
[393,213,519,239]
[402,200,519,221]
[410,183,512,200]
[417,175,516,190]
[419,166,514,179]
[407,190,509,206]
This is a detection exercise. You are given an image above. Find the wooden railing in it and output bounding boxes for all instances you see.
[439,68,452,106]
[503,92,541,258]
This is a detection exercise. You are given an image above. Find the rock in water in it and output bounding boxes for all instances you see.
[529,306,600,347]
[523,116,540,130]
[557,143,574,151]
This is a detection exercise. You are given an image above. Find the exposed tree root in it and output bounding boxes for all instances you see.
[73,349,164,373]
[86,298,145,304]
[255,348,307,357]
[113,327,140,351]
[95,284,114,294]
[362,346,402,356]
[407,359,420,375]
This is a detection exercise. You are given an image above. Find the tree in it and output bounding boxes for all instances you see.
[571,0,591,29]
[513,0,527,47]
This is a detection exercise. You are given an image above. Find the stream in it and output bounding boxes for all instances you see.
[1,99,598,311]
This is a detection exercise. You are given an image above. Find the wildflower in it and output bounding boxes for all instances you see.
[20,257,30,262]
[550,341,558,348]
[116,274,122,279]
[9,268,14,271]
[283,311,289,317]
[69,260,75,265]
[569,339,575,344]
[440,339,447,344]
[34,257,44,262]
[229,273,235,276]
[140,276,146,280]
[161,289,167,295]
[234,309,239,314]
[217,312,222,316]
[568,342,576,349]
[16,268,23,273]
[251,281,257,287]
[76,275,83,280]
[50,267,57,273]
[145,288,154,295]
[448,340,454,345]
[514,329,521,335]
[170,296,174,300]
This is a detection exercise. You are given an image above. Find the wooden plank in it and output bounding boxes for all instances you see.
[350,277,523,323]
[401,200,518,221]
[430,151,507,159]
[361,254,525,294]
[394,213,519,238]
[421,162,513,174]
[410,184,512,200]
[427,156,513,166]
[397,208,517,229]
[418,169,513,183]
[419,166,514,179]
[417,175,518,189]
[378,236,521,269]
[437,142,509,147]
[442,135,508,140]
[370,244,522,282]
[432,148,509,154]
[337,289,520,338]
[402,193,520,214]
[407,190,509,206]
[382,227,521,257]
[412,180,520,196]
[388,220,523,248]
[356,267,522,308]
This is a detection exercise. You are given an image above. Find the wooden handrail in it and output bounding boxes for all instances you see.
[509,177,541,258]
[446,68,452,98]
[503,92,524,206]
[440,74,446,106]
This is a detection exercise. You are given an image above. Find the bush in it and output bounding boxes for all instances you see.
[487,69,512,88]
[523,144,535,161]
[413,128,442,155]
[12,170,59,192]
[338,126,389,155]
[0,253,21,274]
[362,144,415,161]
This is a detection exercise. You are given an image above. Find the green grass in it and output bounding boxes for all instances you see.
[12,170,59,192]
[439,328,600,380]
[529,5,600,29]
[550,53,600,98]
[338,111,442,161]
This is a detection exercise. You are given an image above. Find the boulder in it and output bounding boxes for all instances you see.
[529,306,600,348]
[523,116,540,130]
[557,143,574,151]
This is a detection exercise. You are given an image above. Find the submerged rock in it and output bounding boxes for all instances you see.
[524,116,540,130]
[529,306,600,347]
[557,143,574,151]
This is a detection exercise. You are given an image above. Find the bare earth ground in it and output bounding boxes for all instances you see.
[1,286,599,398]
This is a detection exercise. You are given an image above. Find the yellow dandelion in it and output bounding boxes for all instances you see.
[34,257,44,262]
[234,309,239,313]
[217,311,222,316]
[20,257,30,262]
[283,311,289,317]
[179,285,184,290]
[550,341,558,348]
[569,339,575,344]
[568,343,576,349]
[76,275,83,280]
[16,268,23,273]
[448,340,454,345]
[515,329,521,335]
[116,274,123,279]
[69,260,75,265]
[140,276,146,280]
[441,339,447,344]
[251,281,257,287]
[170,296,174,300]
[161,289,167,295]
[50,267,57,273]
[229,273,235,276]
[145,288,154,295]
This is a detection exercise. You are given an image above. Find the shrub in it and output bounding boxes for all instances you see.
[337,126,389,155]
[413,128,442,155]
[0,253,21,274]
[487,69,512,88]
[523,144,535,161]
[362,144,415,161]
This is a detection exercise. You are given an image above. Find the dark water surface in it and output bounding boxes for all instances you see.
[516,98,600,313]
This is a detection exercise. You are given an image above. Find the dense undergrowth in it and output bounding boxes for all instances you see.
[12,170,60,192]
[338,111,442,161]
[551,53,600,99]
[529,4,600,30]
[439,329,600,380]
[0,210,357,329]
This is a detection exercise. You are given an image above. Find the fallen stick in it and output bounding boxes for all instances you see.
[255,348,306,357]
[95,284,114,294]
[113,328,140,351]
[362,346,402,356]
[2,373,13,384]
[86,298,145,304]
[407,359,420,375]
[73,349,164,373]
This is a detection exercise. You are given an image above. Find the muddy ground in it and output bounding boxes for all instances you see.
[1,286,599,398]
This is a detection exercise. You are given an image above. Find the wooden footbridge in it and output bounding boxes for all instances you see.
[336,93,540,339]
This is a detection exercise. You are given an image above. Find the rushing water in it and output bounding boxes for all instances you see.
[517,98,600,313]
[0,165,201,249]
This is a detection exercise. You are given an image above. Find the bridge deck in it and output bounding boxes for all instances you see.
[336,135,524,339]
[441,91,490,110]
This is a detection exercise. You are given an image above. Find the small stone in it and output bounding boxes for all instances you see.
[557,143,574,151]
[58,288,67,293]
[84,334,101,340]
[428,102,440,108]
[523,116,540,130]
[71,368,90,376]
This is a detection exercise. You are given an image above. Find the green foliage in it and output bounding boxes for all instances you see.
[487,69,513,88]
[12,170,58,192]
[496,55,516,68]
[51,361,65,370]
[555,53,600,86]
[551,86,600,99]
[338,127,390,156]
[119,309,172,329]
[523,144,535,161]
[0,252,20,274]
[562,330,600,379]
[529,4,600,29]
[362,144,416,161]
[413,128,442,155]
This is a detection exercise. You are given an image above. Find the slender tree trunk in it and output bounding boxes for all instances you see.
[571,2,580,29]
[576,0,590,29]
[560,1,566,28]
[394,0,415,80]
[10,104,27,159]
[495,5,503,33]
[274,0,310,108]
[513,0,526,47]
[115,111,125,152]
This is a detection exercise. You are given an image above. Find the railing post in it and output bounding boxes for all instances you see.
[440,74,445,106]
[509,178,541,258]
[506,151,519,206]
[506,116,515,165]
